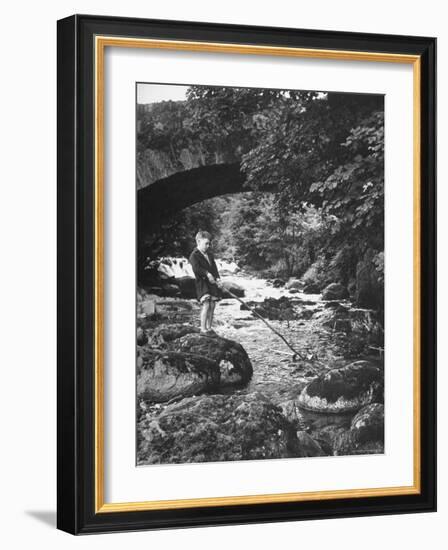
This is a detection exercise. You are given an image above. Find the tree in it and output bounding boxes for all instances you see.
[138,86,385,308]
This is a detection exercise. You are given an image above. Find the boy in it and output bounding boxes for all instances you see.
[189,231,222,334]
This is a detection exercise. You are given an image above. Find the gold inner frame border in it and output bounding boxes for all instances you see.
[94,35,421,514]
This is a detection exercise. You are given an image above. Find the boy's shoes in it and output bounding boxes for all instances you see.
[205,329,218,337]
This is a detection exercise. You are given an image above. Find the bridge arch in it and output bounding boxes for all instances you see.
[137,163,247,235]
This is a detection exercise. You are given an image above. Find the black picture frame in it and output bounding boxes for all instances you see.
[57,14,436,535]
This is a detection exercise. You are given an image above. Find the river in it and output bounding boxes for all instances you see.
[141,259,384,452]
[157,260,378,393]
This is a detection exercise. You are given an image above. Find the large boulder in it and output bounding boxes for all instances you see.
[169,333,253,387]
[137,348,220,403]
[297,360,383,413]
[137,392,318,465]
[321,282,349,301]
[147,323,199,348]
[334,403,384,455]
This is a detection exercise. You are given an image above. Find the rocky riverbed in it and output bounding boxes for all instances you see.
[137,262,384,465]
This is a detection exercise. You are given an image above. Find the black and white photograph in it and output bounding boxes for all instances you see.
[0,0,441,542]
[136,83,385,466]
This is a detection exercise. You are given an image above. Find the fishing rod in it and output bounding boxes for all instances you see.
[221,286,320,373]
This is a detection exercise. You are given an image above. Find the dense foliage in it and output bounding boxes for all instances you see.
[137,86,384,309]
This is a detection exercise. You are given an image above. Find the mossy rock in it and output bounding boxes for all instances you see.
[297,360,383,413]
[334,403,384,455]
[169,333,253,388]
[147,323,199,348]
[137,393,321,465]
[137,348,220,403]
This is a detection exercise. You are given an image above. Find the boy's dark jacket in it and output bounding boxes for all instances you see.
[188,248,220,301]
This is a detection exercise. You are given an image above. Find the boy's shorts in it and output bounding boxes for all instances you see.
[199,293,221,304]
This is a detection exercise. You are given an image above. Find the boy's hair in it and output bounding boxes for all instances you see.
[195,230,212,242]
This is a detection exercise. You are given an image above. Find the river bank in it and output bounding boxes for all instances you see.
[137,260,384,464]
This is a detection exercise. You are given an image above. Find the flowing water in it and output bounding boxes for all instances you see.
[209,273,378,435]
[151,259,378,407]
[142,259,383,445]
[208,273,347,404]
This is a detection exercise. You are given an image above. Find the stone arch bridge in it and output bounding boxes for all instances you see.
[137,162,247,236]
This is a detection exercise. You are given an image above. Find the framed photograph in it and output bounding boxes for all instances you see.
[57,14,436,534]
